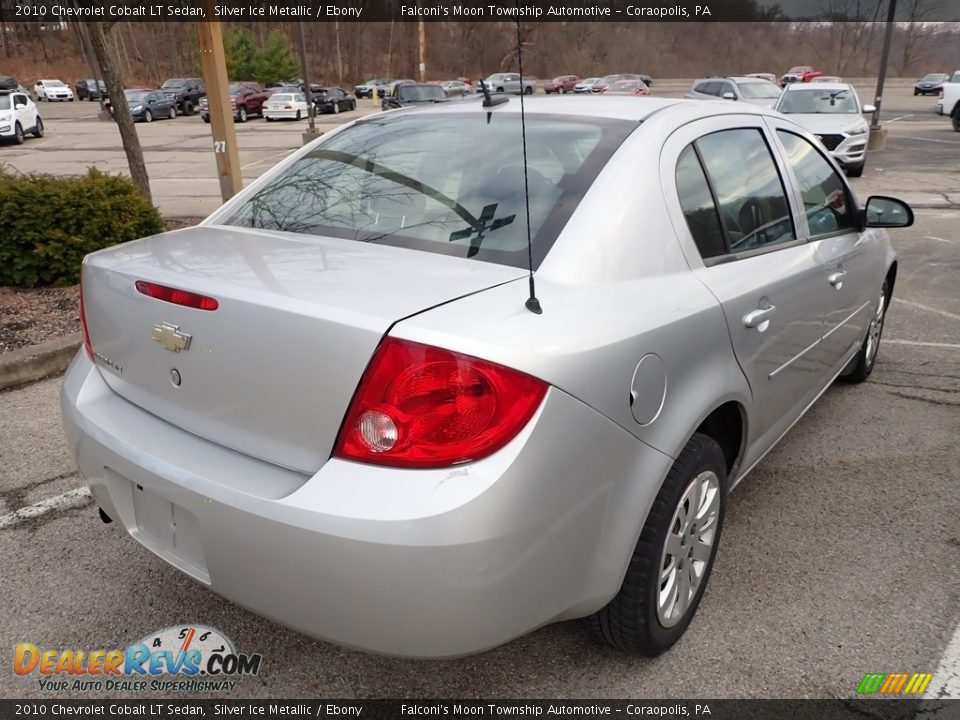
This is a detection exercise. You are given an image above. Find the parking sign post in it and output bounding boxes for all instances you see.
[196,18,243,202]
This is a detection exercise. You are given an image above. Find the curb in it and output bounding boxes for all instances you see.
[0,333,81,392]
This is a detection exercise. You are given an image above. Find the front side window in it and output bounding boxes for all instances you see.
[225,114,635,269]
[695,128,795,253]
[777,131,854,236]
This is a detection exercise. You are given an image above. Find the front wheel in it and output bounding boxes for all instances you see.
[524,85,533,95]
[295,110,301,120]
[845,162,865,178]
[589,433,727,655]
[840,281,888,383]
[952,108,960,132]
[12,122,24,145]
[237,106,247,123]
[182,101,194,116]
[144,109,153,123]
[202,115,210,124]
[168,106,176,120]
[333,101,340,114]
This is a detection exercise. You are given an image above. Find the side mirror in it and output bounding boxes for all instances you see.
[722,91,736,101]
[862,196,914,229]
[863,104,876,113]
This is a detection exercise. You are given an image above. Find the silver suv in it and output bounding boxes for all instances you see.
[686,76,783,108]
[481,73,535,95]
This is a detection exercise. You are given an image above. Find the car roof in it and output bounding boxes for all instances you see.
[783,82,853,91]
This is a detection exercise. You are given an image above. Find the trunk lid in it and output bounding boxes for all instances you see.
[82,226,525,473]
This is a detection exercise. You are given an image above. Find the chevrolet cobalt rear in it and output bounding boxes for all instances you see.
[62,97,912,657]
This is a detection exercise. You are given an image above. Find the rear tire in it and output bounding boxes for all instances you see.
[588,433,727,655]
[202,115,210,123]
[524,85,533,95]
[952,107,960,132]
[840,280,888,384]
[32,117,44,138]
[295,110,301,120]
[183,101,194,116]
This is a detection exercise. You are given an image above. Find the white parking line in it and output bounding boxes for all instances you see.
[924,621,960,700]
[885,339,960,350]
[0,486,91,530]
[240,148,296,170]
[884,114,915,124]
[895,299,960,322]
[924,236,955,244]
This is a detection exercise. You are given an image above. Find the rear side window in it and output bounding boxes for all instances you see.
[695,129,795,253]
[224,113,635,269]
[777,131,854,236]
[675,146,726,258]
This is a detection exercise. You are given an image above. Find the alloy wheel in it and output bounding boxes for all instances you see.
[864,287,886,368]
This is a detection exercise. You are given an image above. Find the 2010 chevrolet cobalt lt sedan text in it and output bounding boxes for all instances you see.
[61,97,913,658]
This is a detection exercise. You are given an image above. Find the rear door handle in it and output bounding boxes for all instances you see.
[743,305,776,329]
[828,270,847,287]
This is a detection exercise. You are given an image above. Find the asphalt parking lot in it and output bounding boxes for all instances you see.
[0,80,958,701]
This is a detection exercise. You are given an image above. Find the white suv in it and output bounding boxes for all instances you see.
[33,79,74,102]
[0,90,43,144]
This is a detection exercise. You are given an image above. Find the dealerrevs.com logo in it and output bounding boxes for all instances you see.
[14,625,263,693]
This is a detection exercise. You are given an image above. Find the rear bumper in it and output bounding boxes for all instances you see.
[263,109,302,119]
[60,352,672,657]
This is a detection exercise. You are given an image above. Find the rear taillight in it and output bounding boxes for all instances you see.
[79,282,93,359]
[334,338,547,469]
[135,281,219,310]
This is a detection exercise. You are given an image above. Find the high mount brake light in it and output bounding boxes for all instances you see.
[135,281,219,311]
[334,338,547,469]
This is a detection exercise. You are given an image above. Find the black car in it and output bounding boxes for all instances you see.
[381,83,447,110]
[75,79,107,101]
[914,73,949,96]
[313,87,356,114]
[125,90,178,122]
[159,77,205,115]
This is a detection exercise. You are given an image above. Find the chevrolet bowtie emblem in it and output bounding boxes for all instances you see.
[152,322,192,352]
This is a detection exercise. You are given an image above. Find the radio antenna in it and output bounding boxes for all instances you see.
[515,18,541,315]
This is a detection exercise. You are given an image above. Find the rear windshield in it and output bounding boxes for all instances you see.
[738,81,782,99]
[398,85,445,102]
[224,113,635,268]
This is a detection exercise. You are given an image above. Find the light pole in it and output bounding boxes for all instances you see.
[868,0,897,149]
[298,21,320,144]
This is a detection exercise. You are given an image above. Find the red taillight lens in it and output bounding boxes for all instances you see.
[135,281,219,311]
[334,338,547,469]
[79,282,93,359]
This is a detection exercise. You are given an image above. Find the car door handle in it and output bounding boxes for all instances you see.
[828,270,847,287]
[743,305,776,328]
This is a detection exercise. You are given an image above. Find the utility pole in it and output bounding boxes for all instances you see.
[335,21,343,85]
[196,17,243,202]
[297,21,320,144]
[418,19,426,81]
[868,0,897,150]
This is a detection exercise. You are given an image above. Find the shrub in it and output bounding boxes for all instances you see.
[0,168,164,287]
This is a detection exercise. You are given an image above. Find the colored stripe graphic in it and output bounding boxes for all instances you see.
[857,672,934,694]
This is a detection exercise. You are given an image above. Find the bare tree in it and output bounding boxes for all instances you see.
[896,0,943,75]
[85,21,152,203]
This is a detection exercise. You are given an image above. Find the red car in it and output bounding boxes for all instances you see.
[544,75,580,94]
[780,66,823,86]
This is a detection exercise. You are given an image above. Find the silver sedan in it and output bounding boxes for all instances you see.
[61,97,912,658]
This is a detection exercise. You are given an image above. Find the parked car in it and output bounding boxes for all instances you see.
[355,78,390,98]
[545,75,580,94]
[775,82,874,176]
[125,89,178,123]
[638,73,653,87]
[263,92,309,121]
[313,87,356,114]
[159,77,205,115]
[686,77,783,108]
[0,88,43,144]
[604,79,651,96]
[573,77,600,94]
[591,74,626,93]
[745,73,777,84]
[34,79,74,101]
[64,95,913,659]
[381,83,446,110]
[937,80,960,130]
[780,66,822,86]
[103,86,151,115]
[200,82,268,123]
[75,79,106,101]
[811,76,843,83]
[914,73,948,96]
[481,73,535,95]
[0,75,17,92]
[440,80,473,97]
